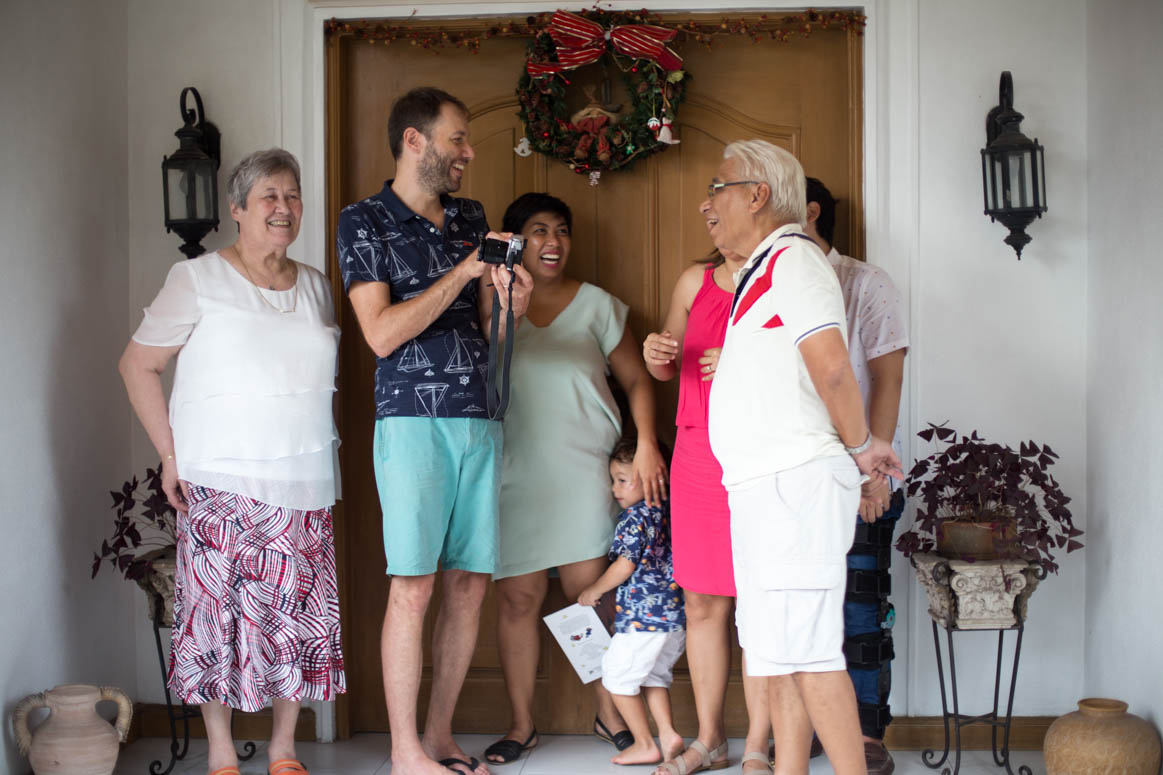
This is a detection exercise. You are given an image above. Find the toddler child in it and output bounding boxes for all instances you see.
[579,438,686,766]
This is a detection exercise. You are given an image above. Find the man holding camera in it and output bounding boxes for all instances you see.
[337,86,532,775]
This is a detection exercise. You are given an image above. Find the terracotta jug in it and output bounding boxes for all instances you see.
[12,684,132,775]
[1044,698,1162,775]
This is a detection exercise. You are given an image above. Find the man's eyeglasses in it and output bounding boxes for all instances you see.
[707,180,760,199]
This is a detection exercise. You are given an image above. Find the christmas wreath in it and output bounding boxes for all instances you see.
[516,9,689,181]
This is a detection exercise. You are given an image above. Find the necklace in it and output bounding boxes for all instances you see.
[232,247,298,314]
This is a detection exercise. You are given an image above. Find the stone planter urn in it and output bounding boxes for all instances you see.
[1044,698,1162,774]
[12,684,132,775]
[134,547,177,626]
[912,552,1041,629]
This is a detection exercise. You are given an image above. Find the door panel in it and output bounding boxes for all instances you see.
[327,18,861,736]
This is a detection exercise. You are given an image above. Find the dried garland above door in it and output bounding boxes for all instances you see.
[324,9,866,184]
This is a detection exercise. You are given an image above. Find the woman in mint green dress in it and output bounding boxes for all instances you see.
[482,193,667,764]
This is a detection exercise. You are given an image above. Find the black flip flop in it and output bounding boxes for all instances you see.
[593,715,634,751]
[440,756,482,775]
[484,728,538,764]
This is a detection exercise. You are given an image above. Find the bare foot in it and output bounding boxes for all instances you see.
[652,742,725,775]
[267,746,298,768]
[659,730,684,762]
[206,750,239,774]
[394,748,482,775]
[484,726,537,764]
[741,754,774,774]
[422,729,490,775]
[612,739,662,766]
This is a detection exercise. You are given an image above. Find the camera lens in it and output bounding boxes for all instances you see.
[479,238,509,265]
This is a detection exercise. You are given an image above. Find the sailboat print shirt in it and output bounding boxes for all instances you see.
[337,180,492,419]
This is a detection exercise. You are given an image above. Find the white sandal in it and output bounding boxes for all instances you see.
[657,740,729,775]
[740,751,773,773]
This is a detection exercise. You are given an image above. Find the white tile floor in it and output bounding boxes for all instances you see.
[114,733,1046,774]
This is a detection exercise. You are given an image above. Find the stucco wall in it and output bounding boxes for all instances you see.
[909,0,1089,714]
[4,0,1136,742]
[0,1,134,770]
[1084,0,1163,734]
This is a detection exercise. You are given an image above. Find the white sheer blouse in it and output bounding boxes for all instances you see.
[133,252,340,510]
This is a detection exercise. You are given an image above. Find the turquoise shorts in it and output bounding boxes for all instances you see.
[373,416,502,576]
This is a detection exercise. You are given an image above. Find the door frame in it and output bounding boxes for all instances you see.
[277,0,921,740]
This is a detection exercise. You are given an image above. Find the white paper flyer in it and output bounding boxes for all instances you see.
[542,603,611,684]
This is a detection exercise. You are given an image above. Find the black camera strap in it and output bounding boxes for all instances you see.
[486,271,516,419]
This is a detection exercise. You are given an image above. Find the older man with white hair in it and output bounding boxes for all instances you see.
[704,140,902,775]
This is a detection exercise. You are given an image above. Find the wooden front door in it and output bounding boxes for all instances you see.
[325,15,863,737]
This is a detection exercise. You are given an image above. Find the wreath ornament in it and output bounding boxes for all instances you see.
[517,10,689,183]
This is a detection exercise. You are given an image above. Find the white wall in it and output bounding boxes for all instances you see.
[0,1,135,771]
[907,0,1090,715]
[127,0,281,702]
[1084,0,1163,731]
[111,0,1097,721]
[0,0,1098,740]
[4,0,1156,752]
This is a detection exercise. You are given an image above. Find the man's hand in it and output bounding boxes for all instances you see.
[858,477,891,523]
[577,586,602,607]
[492,262,534,318]
[463,230,515,280]
[851,435,905,483]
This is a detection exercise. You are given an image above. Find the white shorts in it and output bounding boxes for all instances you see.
[728,455,862,677]
[601,629,687,695]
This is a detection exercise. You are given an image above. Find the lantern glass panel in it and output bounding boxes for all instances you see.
[989,153,1005,210]
[1033,145,1046,209]
[984,154,998,210]
[166,166,193,221]
[196,162,215,218]
[990,150,1033,210]
[166,161,216,221]
[1010,150,1033,208]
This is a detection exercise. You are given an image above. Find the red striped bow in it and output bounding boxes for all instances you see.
[526,10,683,78]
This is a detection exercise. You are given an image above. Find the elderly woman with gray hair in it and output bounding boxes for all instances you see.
[119,148,344,775]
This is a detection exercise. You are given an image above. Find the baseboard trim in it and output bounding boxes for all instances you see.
[128,702,316,744]
[125,706,1049,752]
[884,715,1055,751]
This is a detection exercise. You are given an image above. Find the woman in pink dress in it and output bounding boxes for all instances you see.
[642,247,773,775]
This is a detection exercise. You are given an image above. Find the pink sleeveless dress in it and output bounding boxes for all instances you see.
[670,267,736,596]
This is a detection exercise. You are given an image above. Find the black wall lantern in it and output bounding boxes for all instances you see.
[981,71,1047,259]
[162,87,220,259]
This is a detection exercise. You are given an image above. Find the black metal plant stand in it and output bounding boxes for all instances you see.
[148,592,256,774]
[922,618,1031,775]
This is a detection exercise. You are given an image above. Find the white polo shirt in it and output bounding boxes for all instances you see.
[708,224,848,490]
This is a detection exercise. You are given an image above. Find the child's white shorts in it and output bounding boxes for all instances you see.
[728,455,862,677]
[601,629,687,695]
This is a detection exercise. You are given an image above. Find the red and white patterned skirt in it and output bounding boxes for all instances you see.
[168,485,346,712]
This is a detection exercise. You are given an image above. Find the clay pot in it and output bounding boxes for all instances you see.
[936,520,1016,561]
[1044,698,1162,775]
[12,684,132,775]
